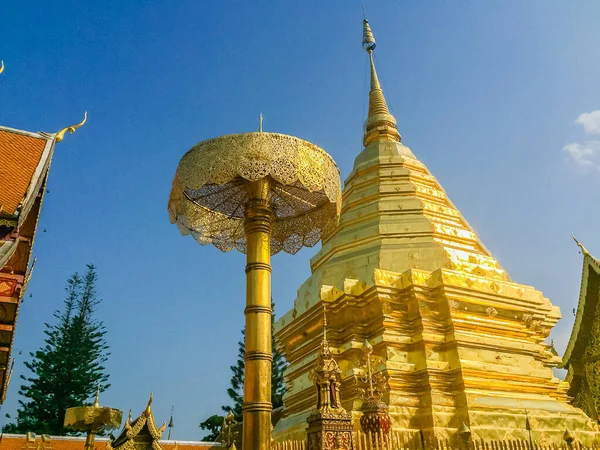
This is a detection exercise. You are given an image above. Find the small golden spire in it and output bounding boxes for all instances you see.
[362,339,374,397]
[259,113,263,132]
[93,386,100,407]
[319,304,332,358]
[323,304,327,341]
[362,15,401,147]
[55,111,87,142]
[0,61,4,75]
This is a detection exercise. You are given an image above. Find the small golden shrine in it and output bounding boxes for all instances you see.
[0,88,86,403]
[306,307,354,450]
[273,18,600,445]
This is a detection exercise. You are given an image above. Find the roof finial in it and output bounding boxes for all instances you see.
[573,233,591,256]
[55,111,87,142]
[0,61,4,75]
[259,113,263,132]
[167,406,174,440]
[145,392,153,415]
[362,14,401,147]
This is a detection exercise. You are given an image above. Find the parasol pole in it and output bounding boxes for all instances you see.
[242,178,273,450]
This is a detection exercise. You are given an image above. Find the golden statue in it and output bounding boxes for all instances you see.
[168,120,342,450]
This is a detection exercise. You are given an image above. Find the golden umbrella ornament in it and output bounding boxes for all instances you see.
[64,390,122,450]
[168,121,342,450]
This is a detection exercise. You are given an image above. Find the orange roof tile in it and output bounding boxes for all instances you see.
[0,435,222,450]
[0,130,47,216]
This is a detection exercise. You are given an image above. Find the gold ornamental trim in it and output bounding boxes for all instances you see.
[168,132,342,255]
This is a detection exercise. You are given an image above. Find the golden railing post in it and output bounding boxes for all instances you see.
[243,178,273,450]
[85,431,95,450]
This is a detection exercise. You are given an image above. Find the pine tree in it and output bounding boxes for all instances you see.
[198,415,224,442]
[199,301,288,439]
[3,265,110,435]
[223,329,245,421]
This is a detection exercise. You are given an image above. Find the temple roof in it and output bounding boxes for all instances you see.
[0,125,58,404]
[562,238,600,370]
[0,128,50,218]
[0,434,221,450]
[0,116,85,404]
[109,394,168,450]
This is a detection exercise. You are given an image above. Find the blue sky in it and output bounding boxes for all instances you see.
[1,0,600,441]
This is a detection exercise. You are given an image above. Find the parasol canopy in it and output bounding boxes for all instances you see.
[168,132,342,254]
[64,403,122,433]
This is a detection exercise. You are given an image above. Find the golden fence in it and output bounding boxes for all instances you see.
[271,440,306,450]
[273,430,595,450]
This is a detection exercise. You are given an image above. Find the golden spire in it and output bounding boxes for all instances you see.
[93,386,100,407]
[55,111,87,142]
[0,61,4,75]
[362,15,401,147]
[320,304,331,357]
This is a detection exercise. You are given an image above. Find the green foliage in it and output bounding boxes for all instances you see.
[3,265,110,435]
[200,301,288,440]
[222,329,245,421]
[199,414,224,442]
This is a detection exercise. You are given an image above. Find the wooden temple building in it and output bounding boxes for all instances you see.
[272,18,600,445]
[0,62,87,403]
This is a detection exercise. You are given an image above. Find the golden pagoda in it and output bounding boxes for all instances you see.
[273,18,600,445]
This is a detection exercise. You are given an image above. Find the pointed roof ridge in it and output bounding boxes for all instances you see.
[561,234,600,379]
[362,16,401,147]
[572,234,598,262]
[110,393,165,450]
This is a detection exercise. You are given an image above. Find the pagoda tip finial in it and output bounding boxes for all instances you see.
[55,111,87,142]
[0,61,4,75]
[259,113,263,133]
[362,11,376,52]
[361,15,400,146]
